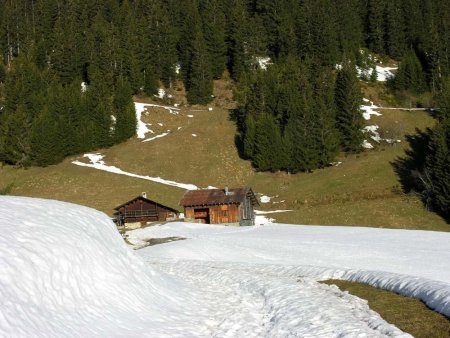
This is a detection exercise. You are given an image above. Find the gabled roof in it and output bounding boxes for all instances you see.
[180,187,259,207]
[114,195,179,213]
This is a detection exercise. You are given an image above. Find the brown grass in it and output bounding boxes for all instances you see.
[322,280,450,338]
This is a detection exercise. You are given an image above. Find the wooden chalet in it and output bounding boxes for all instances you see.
[114,193,179,227]
[179,187,259,226]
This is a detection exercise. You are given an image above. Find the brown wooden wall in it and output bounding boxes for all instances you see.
[119,199,176,223]
[184,204,240,224]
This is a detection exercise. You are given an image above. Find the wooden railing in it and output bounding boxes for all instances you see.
[121,210,158,218]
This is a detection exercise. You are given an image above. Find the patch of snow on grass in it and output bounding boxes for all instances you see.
[260,195,271,203]
[362,139,374,149]
[254,56,273,70]
[363,125,401,145]
[361,99,382,120]
[72,153,199,190]
[376,66,397,82]
[142,132,170,143]
[254,209,292,225]
[134,102,153,138]
[155,88,165,99]
[363,125,382,143]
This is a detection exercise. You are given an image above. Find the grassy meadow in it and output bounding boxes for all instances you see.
[323,280,450,338]
[0,81,448,231]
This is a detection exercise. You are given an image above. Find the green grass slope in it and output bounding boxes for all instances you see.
[0,83,448,231]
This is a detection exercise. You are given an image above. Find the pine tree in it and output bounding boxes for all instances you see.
[227,0,248,81]
[243,114,256,159]
[253,113,286,171]
[367,0,386,54]
[113,76,136,143]
[436,76,450,120]
[1,104,32,166]
[335,0,363,56]
[30,106,64,166]
[394,49,427,93]
[424,117,450,217]
[186,28,213,105]
[200,0,227,79]
[384,0,406,58]
[0,61,5,83]
[335,61,364,152]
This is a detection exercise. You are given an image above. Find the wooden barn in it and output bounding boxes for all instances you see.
[180,187,259,226]
[114,193,179,227]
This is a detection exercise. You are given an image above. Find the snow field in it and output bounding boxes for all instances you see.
[3,197,448,336]
[133,222,450,318]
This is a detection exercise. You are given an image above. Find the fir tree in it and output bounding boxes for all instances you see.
[367,0,386,54]
[243,114,256,159]
[186,28,213,105]
[0,61,5,83]
[384,0,406,58]
[227,0,248,81]
[200,0,227,79]
[113,76,136,143]
[424,118,450,217]
[253,113,286,171]
[335,61,364,152]
[394,49,427,93]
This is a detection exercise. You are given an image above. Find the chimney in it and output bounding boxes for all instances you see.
[224,186,233,196]
[142,192,147,198]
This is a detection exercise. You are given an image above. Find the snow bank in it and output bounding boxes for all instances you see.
[0,196,194,337]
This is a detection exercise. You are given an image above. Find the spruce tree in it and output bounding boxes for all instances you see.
[253,113,286,171]
[335,61,364,152]
[0,61,5,83]
[367,0,386,54]
[384,0,406,58]
[243,114,256,159]
[424,118,450,217]
[394,49,427,93]
[200,0,227,79]
[227,0,248,81]
[113,76,136,143]
[30,106,64,166]
[186,28,213,105]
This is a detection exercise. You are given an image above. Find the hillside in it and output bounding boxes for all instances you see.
[0,79,448,231]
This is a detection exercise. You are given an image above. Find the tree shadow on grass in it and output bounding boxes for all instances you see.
[391,128,449,223]
[391,128,431,194]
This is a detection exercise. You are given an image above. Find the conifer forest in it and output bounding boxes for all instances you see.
[0,0,449,217]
